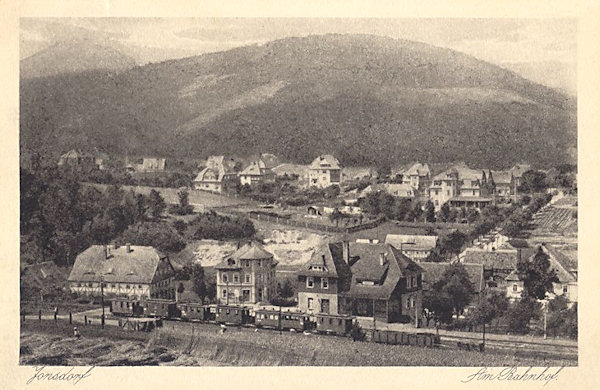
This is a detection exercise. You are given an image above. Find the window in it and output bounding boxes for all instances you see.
[411,276,415,288]
[322,277,328,289]
[126,284,130,289]
[406,298,410,309]
[112,284,116,288]
[222,289,227,298]
[245,260,250,267]
[78,283,82,287]
[138,285,142,289]
[258,260,262,267]
[307,276,314,288]
[307,298,314,310]
[222,273,228,283]
[410,297,415,308]
[245,274,251,283]
[512,284,518,292]
[563,285,568,293]
[233,274,239,283]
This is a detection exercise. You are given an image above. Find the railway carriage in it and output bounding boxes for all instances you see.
[314,313,354,335]
[215,304,251,325]
[177,302,214,321]
[143,298,179,319]
[254,308,311,331]
[110,297,144,316]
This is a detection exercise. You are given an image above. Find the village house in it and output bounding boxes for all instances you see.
[57,149,99,170]
[505,244,578,304]
[460,247,529,288]
[429,163,494,211]
[193,155,238,193]
[297,241,424,324]
[308,154,342,188]
[238,154,277,186]
[141,157,166,172]
[361,183,416,199]
[384,234,438,261]
[215,241,277,305]
[394,162,431,193]
[68,244,176,300]
[491,170,516,201]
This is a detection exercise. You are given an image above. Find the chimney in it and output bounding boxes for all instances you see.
[105,245,111,259]
[342,241,350,263]
[379,252,386,266]
[126,243,132,253]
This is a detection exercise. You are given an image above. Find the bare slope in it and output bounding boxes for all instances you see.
[20,34,576,169]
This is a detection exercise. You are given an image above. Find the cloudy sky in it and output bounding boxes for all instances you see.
[20,18,577,93]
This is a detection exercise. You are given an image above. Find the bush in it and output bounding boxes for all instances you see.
[189,212,255,240]
[121,221,186,252]
[350,322,366,342]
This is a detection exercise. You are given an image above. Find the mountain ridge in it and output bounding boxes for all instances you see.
[20,33,576,169]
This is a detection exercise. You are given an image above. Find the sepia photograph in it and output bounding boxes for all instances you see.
[18,16,578,369]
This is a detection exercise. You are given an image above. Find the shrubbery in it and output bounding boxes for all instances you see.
[188,211,256,240]
[121,221,186,252]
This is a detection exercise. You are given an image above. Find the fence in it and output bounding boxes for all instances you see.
[221,208,385,233]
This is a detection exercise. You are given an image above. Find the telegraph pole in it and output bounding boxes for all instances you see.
[279,304,282,335]
[101,275,105,329]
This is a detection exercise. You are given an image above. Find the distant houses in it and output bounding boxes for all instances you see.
[394,162,431,194]
[362,183,416,199]
[238,154,278,186]
[58,149,105,170]
[384,234,438,261]
[193,156,238,193]
[308,155,342,188]
[68,244,177,300]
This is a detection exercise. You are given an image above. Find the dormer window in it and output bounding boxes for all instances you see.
[361,280,375,286]
[227,258,235,266]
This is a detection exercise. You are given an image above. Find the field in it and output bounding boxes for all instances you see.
[21,320,576,367]
[83,183,251,209]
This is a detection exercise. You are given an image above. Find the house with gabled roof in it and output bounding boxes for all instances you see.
[194,155,238,193]
[298,241,424,323]
[68,244,176,300]
[385,234,438,261]
[215,241,277,305]
[505,244,578,304]
[395,162,431,193]
[419,262,485,308]
[308,154,342,188]
[239,154,277,186]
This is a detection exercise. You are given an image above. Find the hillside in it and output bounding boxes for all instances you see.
[20,41,137,79]
[20,34,576,169]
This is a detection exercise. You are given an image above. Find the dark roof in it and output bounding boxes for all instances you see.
[215,241,276,270]
[68,245,167,284]
[462,249,520,270]
[420,262,485,293]
[538,244,577,282]
[341,243,423,300]
[300,242,345,278]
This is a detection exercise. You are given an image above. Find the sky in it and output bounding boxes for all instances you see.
[20,18,577,94]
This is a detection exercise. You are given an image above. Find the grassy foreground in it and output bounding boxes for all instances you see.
[21,320,576,366]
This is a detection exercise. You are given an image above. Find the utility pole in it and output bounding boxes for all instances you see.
[279,304,282,335]
[373,299,376,331]
[101,275,105,329]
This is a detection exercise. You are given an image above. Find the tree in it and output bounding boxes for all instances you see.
[437,203,451,222]
[440,230,468,259]
[406,201,423,222]
[516,247,559,300]
[519,170,547,193]
[424,200,435,222]
[278,279,295,299]
[422,293,454,326]
[433,263,474,316]
[148,189,166,219]
[507,297,540,334]
[468,290,509,345]
[121,222,186,252]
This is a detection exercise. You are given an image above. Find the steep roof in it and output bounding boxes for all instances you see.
[342,242,423,300]
[385,234,438,251]
[215,241,276,270]
[310,155,341,170]
[240,162,263,176]
[300,242,345,278]
[420,262,485,293]
[490,170,513,185]
[401,162,431,177]
[539,244,577,282]
[68,245,166,284]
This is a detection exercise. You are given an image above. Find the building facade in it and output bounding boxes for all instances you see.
[308,155,342,188]
[68,244,176,300]
[215,241,278,305]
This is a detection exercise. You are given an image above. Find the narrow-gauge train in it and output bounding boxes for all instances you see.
[109,297,356,336]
